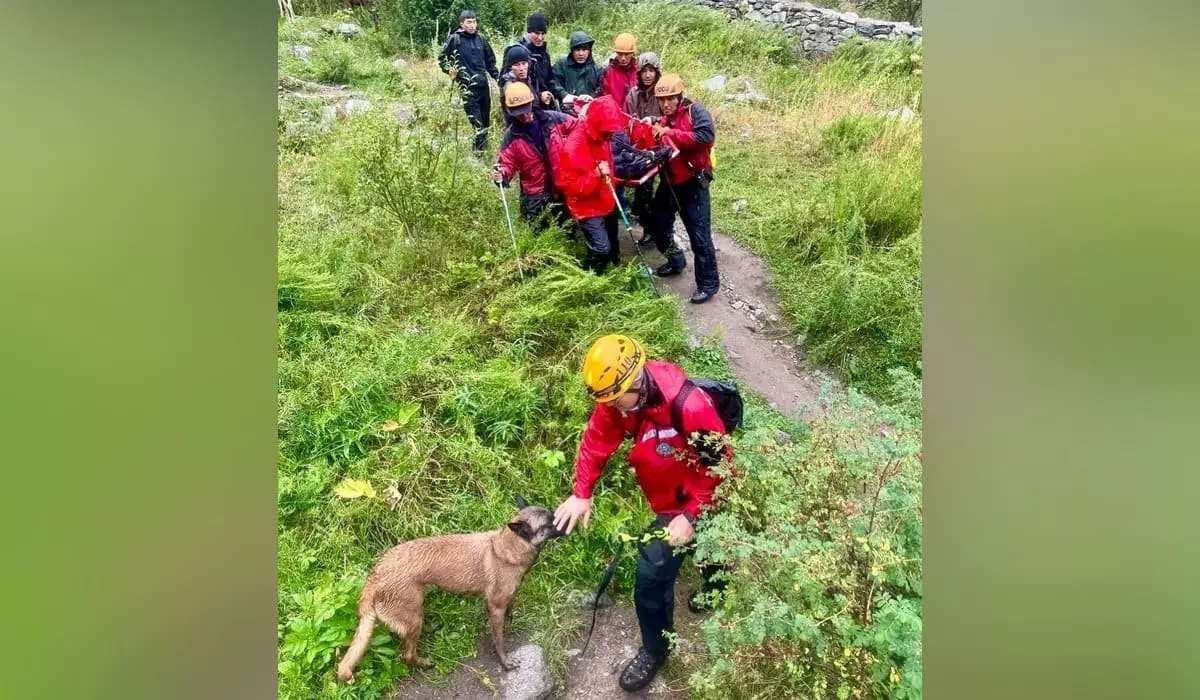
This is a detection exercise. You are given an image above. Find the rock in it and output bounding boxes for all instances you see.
[564,648,582,658]
[338,22,363,38]
[842,12,859,21]
[701,74,727,92]
[856,20,877,32]
[726,86,768,105]
[342,98,372,116]
[732,198,749,213]
[394,105,415,123]
[885,105,916,121]
[501,644,553,700]
[391,57,408,70]
[579,590,614,609]
[774,429,792,445]
[291,45,313,61]
[806,22,820,32]
[840,27,856,38]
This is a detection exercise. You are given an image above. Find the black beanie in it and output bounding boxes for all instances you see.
[460,9,476,22]
[526,12,548,33]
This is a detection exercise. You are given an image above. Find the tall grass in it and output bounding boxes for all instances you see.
[277,4,922,698]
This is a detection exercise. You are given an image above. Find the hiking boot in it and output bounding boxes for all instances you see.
[654,262,685,277]
[618,647,666,692]
[689,289,716,304]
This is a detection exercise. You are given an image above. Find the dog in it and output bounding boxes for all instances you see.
[336,497,565,682]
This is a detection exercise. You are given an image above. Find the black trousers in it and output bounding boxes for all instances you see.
[634,514,728,659]
[649,177,719,293]
[630,180,656,228]
[578,211,620,273]
[462,84,491,153]
[519,194,571,234]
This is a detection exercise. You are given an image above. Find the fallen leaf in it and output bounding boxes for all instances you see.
[334,478,376,499]
[382,420,401,432]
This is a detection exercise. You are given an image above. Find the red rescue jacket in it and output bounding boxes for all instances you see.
[496,111,572,197]
[658,98,715,185]
[556,96,626,219]
[572,360,732,520]
[598,59,638,104]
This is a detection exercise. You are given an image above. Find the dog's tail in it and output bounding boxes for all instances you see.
[336,580,378,683]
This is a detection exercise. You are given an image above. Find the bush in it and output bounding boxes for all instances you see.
[686,391,923,699]
[376,0,533,55]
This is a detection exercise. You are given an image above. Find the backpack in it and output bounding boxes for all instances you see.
[670,378,744,436]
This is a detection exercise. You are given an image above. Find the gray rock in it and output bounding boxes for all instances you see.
[564,648,582,658]
[806,22,820,32]
[840,27,856,38]
[501,644,553,700]
[391,57,408,70]
[856,20,877,31]
[338,22,363,38]
[701,74,727,92]
[732,198,749,213]
[291,45,313,61]
[342,98,372,116]
[842,12,859,21]
[774,429,792,445]
[885,105,916,121]
[580,590,614,609]
[394,105,415,123]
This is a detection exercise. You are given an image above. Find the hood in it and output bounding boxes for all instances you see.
[637,51,660,70]
[568,30,595,50]
[583,96,626,141]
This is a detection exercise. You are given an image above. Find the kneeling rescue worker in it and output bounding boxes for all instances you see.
[493,82,572,231]
[554,335,732,692]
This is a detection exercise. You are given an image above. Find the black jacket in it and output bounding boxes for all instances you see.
[502,36,554,98]
[439,29,498,90]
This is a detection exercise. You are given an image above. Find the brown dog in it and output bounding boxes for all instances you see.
[336,501,564,682]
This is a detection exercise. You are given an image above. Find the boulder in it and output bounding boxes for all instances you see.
[701,74,727,92]
[338,22,363,38]
[500,645,553,700]
[391,57,408,70]
[291,45,313,61]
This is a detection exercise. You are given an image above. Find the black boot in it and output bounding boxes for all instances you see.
[654,261,685,277]
[636,231,655,247]
[618,647,666,692]
[689,289,716,304]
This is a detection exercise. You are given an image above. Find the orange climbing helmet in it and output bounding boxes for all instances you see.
[503,82,535,115]
[612,32,637,54]
[654,73,685,98]
[582,334,647,403]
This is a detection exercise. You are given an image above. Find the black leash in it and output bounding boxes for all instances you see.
[580,547,623,656]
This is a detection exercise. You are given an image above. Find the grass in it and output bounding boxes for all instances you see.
[277,4,922,698]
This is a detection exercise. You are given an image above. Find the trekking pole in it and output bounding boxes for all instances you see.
[603,172,656,290]
[496,173,525,279]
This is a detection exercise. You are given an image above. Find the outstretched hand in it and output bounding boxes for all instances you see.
[554,495,592,535]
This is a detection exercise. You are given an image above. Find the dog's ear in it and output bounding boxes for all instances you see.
[507,520,533,541]
[514,494,530,510]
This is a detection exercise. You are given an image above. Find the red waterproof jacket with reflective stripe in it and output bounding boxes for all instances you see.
[658,98,715,185]
[496,111,573,196]
[556,96,626,219]
[572,360,732,519]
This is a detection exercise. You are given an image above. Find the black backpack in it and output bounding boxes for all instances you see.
[670,378,744,436]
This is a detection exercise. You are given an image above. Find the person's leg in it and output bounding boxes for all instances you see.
[465,87,489,153]
[476,87,492,152]
[605,210,621,265]
[633,181,655,244]
[578,216,612,273]
[622,515,685,691]
[650,180,686,276]
[678,181,719,296]
[521,194,549,233]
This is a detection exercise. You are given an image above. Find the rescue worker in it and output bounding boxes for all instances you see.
[497,45,541,127]
[556,96,626,273]
[552,31,602,114]
[624,51,663,244]
[597,33,639,102]
[501,12,556,111]
[492,82,573,232]
[647,74,721,304]
[438,10,499,154]
[554,334,733,692]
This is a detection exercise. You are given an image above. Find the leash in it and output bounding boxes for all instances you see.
[579,527,672,656]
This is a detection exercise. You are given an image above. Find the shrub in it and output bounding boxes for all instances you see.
[686,390,923,699]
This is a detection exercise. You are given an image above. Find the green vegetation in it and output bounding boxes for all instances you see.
[278,3,922,698]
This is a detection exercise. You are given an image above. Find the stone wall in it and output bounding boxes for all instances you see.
[684,0,922,57]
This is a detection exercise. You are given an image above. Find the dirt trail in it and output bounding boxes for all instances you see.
[620,220,838,421]
[392,582,703,700]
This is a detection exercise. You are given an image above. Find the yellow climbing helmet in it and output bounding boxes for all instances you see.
[654,73,685,98]
[612,32,637,54]
[582,334,647,403]
[503,82,535,113]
